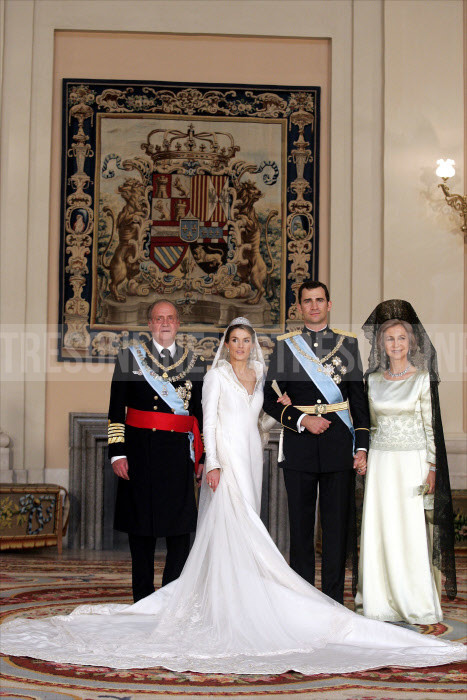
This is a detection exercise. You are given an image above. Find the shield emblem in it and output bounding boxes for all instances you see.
[190,175,229,225]
[150,173,229,273]
[180,219,199,242]
[191,240,228,274]
[150,237,188,272]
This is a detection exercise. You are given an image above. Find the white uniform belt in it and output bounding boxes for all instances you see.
[295,400,349,415]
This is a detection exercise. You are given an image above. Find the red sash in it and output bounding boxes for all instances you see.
[125,408,204,476]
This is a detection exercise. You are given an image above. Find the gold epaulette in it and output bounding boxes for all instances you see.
[277,330,302,341]
[108,421,125,444]
[331,328,357,338]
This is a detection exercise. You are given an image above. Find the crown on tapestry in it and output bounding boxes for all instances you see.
[141,123,240,172]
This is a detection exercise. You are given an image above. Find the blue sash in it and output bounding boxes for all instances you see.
[129,344,195,461]
[285,335,355,447]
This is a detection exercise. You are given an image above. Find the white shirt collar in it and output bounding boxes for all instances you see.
[304,324,328,333]
[152,339,177,358]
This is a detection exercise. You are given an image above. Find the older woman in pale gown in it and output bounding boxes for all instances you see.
[356,303,457,624]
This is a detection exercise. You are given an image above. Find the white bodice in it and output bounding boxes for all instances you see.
[202,360,275,513]
[368,370,435,462]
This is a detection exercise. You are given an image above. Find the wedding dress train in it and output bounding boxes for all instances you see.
[0,360,464,674]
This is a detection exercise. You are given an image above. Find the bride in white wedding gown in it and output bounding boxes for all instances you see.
[0,318,464,674]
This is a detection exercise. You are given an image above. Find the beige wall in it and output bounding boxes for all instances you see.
[0,0,465,489]
[383,0,465,440]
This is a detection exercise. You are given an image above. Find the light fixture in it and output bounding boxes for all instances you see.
[435,159,467,237]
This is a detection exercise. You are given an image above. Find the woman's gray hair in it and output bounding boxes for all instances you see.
[377,318,417,365]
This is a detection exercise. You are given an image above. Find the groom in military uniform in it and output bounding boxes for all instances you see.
[108,301,206,602]
[263,281,369,603]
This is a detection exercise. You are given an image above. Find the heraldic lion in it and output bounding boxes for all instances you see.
[102,178,149,302]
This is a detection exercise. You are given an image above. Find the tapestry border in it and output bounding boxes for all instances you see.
[58,79,321,362]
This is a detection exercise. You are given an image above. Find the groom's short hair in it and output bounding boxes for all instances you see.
[298,280,330,303]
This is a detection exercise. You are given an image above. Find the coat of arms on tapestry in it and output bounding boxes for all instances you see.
[59,80,320,361]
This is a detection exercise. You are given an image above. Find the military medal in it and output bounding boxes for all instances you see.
[133,343,198,407]
[176,380,192,410]
[290,333,347,386]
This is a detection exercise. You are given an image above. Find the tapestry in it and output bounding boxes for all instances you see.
[59,80,320,360]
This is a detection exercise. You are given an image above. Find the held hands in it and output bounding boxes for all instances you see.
[425,469,436,494]
[195,463,205,486]
[301,414,331,435]
[112,457,129,480]
[353,450,367,476]
[207,468,220,492]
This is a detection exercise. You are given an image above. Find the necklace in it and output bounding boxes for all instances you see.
[142,342,189,375]
[135,343,196,383]
[289,333,345,365]
[387,364,411,378]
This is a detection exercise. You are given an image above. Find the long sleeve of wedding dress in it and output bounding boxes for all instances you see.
[202,368,222,472]
[0,363,464,673]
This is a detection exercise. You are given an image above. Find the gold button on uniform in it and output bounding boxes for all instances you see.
[317,399,322,404]
[314,342,318,347]
[152,427,157,432]
[154,395,158,400]
[153,406,158,410]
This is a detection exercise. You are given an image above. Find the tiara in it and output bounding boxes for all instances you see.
[227,317,253,328]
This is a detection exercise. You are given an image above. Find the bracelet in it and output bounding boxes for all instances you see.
[429,465,436,472]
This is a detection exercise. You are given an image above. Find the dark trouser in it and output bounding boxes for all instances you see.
[128,532,191,603]
[283,469,353,604]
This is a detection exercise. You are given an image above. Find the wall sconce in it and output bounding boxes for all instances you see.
[435,159,467,238]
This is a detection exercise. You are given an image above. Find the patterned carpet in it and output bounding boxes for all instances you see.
[0,553,466,699]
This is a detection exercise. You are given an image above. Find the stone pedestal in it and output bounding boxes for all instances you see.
[445,436,467,490]
[0,430,13,483]
[0,429,45,484]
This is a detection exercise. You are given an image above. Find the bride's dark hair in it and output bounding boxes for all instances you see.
[224,323,255,343]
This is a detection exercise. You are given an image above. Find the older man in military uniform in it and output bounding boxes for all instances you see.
[263,281,369,603]
[108,301,206,602]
